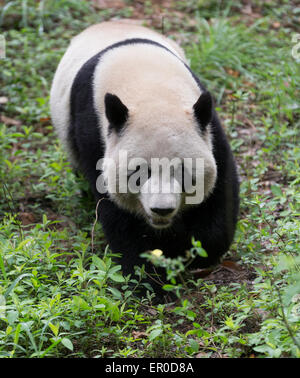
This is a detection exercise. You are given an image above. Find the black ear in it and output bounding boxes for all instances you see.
[104,93,128,134]
[193,91,213,132]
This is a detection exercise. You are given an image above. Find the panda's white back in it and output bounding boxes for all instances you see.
[50,21,188,153]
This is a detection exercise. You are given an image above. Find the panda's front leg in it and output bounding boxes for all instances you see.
[96,197,173,300]
[184,199,238,270]
[95,196,151,267]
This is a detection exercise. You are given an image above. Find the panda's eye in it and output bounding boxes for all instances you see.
[140,166,151,185]
[127,165,140,178]
[173,165,185,191]
[127,165,151,178]
[127,165,151,188]
[179,166,196,192]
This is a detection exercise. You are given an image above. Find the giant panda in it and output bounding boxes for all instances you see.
[50,21,239,296]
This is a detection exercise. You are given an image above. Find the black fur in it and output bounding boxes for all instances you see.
[193,91,213,132]
[105,93,128,134]
[69,38,240,295]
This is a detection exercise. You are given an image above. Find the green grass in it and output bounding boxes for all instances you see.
[0,0,299,358]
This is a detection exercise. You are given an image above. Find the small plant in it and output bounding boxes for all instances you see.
[141,237,208,296]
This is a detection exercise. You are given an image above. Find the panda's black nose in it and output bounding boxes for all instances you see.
[150,207,175,217]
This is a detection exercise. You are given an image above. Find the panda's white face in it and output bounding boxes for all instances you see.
[99,94,217,229]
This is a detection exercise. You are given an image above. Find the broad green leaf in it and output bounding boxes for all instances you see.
[109,273,125,283]
[92,255,106,271]
[149,328,162,341]
[61,338,73,351]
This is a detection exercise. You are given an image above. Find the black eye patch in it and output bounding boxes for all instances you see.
[175,165,196,192]
[127,165,151,188]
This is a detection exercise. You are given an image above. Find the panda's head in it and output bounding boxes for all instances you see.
[98,92,217,229]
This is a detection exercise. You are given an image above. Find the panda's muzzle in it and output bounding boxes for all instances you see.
[148,207,176,229]
[150,207,175,217]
